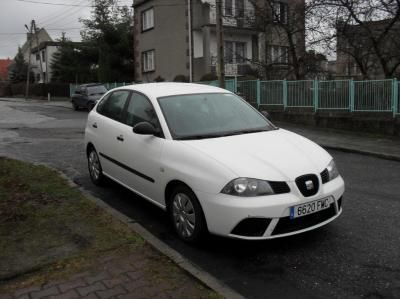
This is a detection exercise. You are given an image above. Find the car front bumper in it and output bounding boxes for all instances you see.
[195,176,345,240]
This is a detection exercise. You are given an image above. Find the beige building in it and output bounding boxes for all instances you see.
[133,0,306,82]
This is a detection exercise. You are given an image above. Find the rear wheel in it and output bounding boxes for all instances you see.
[169,185,207,243]
[72,101,79,111]
[87,147,105,186]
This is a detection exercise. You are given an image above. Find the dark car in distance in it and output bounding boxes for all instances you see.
[71,84,108,111]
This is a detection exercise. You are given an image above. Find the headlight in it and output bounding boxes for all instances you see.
[326,160,340,181]
[221,178,274,197]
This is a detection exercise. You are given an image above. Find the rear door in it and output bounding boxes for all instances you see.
[93,90,131,179]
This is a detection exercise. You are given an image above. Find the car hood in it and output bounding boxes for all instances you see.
[182,129,332,182]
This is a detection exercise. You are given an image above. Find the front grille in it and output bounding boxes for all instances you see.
[272,205,337,235]
[269,181,290,194]
[320,169,329,184]
[231,218,272,237]
[295,174,319,197]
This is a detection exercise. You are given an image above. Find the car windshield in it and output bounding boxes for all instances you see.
[158,93,276,140]
[87,85,107,95]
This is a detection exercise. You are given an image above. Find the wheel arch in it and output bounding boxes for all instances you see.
[86,142,96,157]
[164,179,209,231]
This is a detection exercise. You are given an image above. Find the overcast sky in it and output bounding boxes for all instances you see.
[0,0,96,59]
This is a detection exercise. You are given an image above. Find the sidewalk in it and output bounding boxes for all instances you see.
[0,97,72,109]
[276,121,400,162]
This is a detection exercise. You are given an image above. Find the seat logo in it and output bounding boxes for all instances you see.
[305,180,314,190]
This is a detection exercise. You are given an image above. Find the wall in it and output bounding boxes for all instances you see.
[134,0,189,82]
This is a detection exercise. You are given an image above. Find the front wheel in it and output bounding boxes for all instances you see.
[88,102,95,111]
[169,186,207,243]
[87,147,105,186]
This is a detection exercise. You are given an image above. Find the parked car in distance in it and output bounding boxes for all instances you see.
[71,83,108,111]
[84,83,345,243]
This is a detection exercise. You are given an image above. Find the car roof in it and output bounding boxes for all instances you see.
[80,83,105,88]
[114,82,230,98]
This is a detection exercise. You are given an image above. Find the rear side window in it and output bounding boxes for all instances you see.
[97,90,130,121]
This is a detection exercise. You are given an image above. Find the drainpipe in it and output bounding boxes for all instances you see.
[188,0,193,82]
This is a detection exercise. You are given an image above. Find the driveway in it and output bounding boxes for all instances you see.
[1,99,399,299]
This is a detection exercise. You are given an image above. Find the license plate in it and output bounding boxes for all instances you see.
[290,197,333,219]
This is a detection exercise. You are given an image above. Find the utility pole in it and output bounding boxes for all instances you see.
[25,21,33,100]
[216,0,225,88]
[33,20,45,83]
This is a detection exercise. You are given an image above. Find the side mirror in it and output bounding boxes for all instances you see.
[261,110,272,121]
[132,122,157,135]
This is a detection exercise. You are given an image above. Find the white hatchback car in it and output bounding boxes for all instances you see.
[84,83,345,243]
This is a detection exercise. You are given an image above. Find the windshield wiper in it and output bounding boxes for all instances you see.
[220,128,270,137]
[176,134,225,140]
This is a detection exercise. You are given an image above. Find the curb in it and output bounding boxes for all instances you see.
[321,144,400,162]
[52,167,244,299]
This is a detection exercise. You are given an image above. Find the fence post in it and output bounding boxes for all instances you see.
[234,77,237,93]
[313,80,319,112]
[349,79,355,112]
[256,79,261,108]
[283,79,287,110]
[393,78,398,118]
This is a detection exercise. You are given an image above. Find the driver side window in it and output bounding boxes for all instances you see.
[124,92,161,132]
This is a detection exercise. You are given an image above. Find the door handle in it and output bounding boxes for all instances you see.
[116,135,124,142]
[92,122,97,128]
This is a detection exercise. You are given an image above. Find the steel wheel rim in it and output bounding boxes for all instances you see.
[88,151,100,180]
[172,193,196,238]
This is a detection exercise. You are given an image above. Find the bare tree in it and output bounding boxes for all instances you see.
[320,0,400,79]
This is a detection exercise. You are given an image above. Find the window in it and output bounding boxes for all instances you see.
[36,53,40,61]
[224,0,244,17]
[125,92,160,131]
[41,50,45,61]
[224,41,247,64]
[270,46,288,64]
[272,1,288,24]
[97,91,130,121]
[224,0,233,16]
[142,50,155,72]
[224,41,234,63]
[141,8,154,31]
[235,42,246,63]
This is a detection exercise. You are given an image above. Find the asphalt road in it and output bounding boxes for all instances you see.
[1,100,399,299]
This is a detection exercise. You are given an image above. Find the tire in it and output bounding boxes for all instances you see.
[87,147,105,186]
[72,101,79,111]
[169,185,207,243]
[88,102,95,112]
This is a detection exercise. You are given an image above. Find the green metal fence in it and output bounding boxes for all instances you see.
[199,78,400,117]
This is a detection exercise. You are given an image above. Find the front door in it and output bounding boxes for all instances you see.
[117,92,165,205]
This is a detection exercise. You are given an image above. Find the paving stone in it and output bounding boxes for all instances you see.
[49,289,79,299]
[107,263,135,276]
[122,278,150,293]
[0,294,13,299]
[31,286,59,299]
[126,271,142,281]
[77,282,106,297]
[103,274,130,288]
[81,294,98,299]
[14,286,41,297]
[59,278,87,293]
[85,272,110,285]
[15,295,29,299]
[96,285,126,299]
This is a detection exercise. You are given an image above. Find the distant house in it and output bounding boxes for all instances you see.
[336,19,400,79]
[0,58,13,81]
[30,41,61,83]
[133,0,306,82]
[20,28,57,83]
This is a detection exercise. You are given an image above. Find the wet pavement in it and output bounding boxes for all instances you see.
[1,99,400,299]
